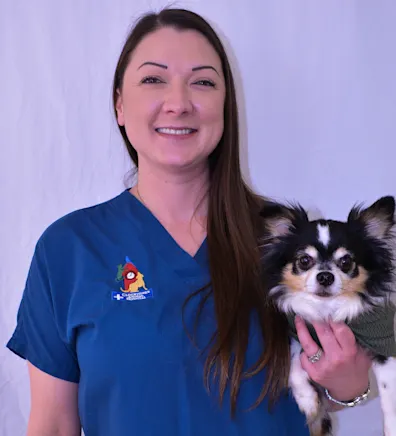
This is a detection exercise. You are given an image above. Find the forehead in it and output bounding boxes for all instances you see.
[128,27,223,71]
[293,220,350,252]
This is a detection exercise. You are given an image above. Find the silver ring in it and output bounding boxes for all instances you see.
[308,348,323,363]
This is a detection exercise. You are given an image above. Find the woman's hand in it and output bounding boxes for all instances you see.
[295,316,372,407]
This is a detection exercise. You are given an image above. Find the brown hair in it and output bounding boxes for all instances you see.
[112,8,290,415]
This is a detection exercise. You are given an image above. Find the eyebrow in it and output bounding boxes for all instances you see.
[192,65,220,76]
[138,62,220,76]
[138,61,167,70]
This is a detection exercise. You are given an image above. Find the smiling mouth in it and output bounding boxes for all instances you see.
[155,127,197,136]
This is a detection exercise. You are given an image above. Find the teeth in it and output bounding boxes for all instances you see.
[156,128,195,135]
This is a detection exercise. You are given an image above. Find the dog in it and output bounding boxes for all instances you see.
[120,262,148,293]
[259,196,396,436]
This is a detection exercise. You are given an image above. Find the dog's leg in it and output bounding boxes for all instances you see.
[309,410,333,436]
[372,356,396,436]
[308,407,333,436]
[289,339,321,423]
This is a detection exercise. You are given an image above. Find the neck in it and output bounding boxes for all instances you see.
[131,163,209,226]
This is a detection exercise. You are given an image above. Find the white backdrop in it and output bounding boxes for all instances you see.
[1,1,395,435]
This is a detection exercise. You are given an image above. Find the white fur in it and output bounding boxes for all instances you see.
[305,246,319,259]
[304,265,343,298]
[317,224,330,247]
[372,357,396,436]
[289,339,332,435]
[271,285,368,322]
[267,197,395,435]
[333,247,349,260]
[273,286,395,435]
[289,339,320,419]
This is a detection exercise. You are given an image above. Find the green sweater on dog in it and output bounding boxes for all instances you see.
[287,302,396,357]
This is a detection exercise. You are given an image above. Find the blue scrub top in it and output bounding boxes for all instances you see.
[7,189,309,436]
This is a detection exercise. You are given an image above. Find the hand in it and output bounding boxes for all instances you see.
[295,316,372,401]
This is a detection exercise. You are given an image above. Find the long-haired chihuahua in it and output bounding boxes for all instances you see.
[260,196,396,436]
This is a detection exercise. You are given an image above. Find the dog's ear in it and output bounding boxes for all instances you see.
[348,196,395,239]
[260,200,308,239]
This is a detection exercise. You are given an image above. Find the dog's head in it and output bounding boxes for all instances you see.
[260,196,395,321]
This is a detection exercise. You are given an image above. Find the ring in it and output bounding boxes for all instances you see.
[307,348,323,363]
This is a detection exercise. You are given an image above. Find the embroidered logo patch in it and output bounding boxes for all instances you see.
[112,256,153,301]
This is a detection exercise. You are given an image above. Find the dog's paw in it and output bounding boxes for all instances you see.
[294,389,320,421]
[373,356,396,436]
[309,413,333,436]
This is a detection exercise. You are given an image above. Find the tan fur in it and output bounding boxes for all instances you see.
[281,261,369,300]
[281,264,306,292]
[340,266,369,296]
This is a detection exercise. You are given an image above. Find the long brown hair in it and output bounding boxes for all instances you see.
[112,8,290,416]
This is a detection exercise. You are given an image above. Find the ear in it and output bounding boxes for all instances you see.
[348,196,395,239]
[260,200,308,239]
[115,89,125,126]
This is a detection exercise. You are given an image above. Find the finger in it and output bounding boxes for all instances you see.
[311,320,341,354]
[300,350,322,375]
[295,316,323,357]
[329,320,356,352]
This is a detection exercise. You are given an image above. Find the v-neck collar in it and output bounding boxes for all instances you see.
[115,189,209,280]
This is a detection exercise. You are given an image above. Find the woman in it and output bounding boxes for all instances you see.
[7,8,371,435]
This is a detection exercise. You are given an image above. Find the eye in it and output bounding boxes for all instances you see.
[297,254,315,271]
[194,79,215,87]
[141,76,163,84]
[338,254,354,273]
[126,272,136,279]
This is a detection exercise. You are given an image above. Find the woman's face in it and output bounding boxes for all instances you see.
[116,26,226,174]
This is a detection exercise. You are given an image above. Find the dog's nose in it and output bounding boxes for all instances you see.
[316,271,335,287]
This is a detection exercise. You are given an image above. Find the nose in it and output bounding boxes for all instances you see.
[316,271,335,287]
[163,82,193,115]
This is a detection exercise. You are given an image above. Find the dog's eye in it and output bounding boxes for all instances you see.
[297,254,314,270]
[338,254,354,272]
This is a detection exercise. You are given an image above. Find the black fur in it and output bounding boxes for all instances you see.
[260,196,395,436]
[373,354,389,365]
[260,196,395,306]
[321,416,333,435]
